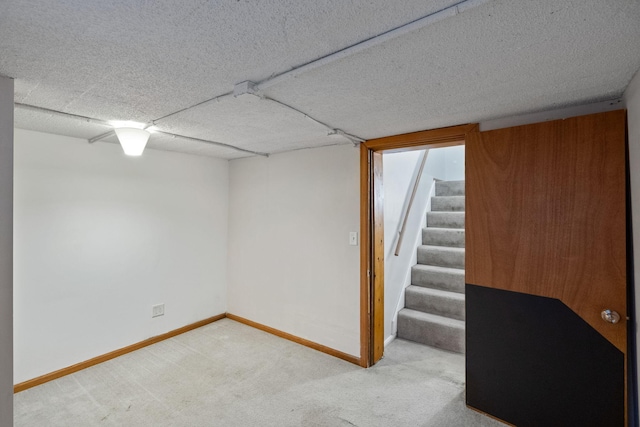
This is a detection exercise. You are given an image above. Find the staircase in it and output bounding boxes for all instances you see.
[397,180,465,353]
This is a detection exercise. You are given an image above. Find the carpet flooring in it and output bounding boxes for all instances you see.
[14,318,504,426]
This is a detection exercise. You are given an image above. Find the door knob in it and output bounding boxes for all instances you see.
[601,309,620,324]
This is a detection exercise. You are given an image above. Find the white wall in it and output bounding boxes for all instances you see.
[383,150,437,343]
[624,68,640,414]
[13,129,229,383]
[227,144,360,357]
[0,76,13,427]
[444,145,465,181]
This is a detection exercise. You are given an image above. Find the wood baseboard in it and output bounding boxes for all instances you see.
[15,312,362,393]
[13,313,226,393]
[225,313,361,366]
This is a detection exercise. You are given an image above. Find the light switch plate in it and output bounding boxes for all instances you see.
[349,231,358,246]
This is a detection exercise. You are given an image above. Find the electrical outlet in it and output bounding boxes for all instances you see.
[152,304,165,318]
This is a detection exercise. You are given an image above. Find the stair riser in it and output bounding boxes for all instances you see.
[417,247,465,269]
[411,267,465,293]
[435,181,465,197]
[422,228,465,247]
[431,196,465,212]
[427,212,465,229]
[400,179,467,353]
[397,313,465,353]
[405,289,465,321]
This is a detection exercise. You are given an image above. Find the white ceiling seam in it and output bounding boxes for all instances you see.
[146,0,489,131]
[254,0,491,92]
[15,103,268,157]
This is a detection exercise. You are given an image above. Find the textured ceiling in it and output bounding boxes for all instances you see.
[2,0,640,159]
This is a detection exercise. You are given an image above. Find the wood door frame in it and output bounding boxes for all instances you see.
[359,123,477,367]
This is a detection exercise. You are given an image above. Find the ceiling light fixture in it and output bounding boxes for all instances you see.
[114,127,151,156]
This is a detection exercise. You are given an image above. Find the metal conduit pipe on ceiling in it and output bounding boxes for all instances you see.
[254,0,491,91]
[151,0,490,124]
[16,0,490,154]
[14,103,269,157]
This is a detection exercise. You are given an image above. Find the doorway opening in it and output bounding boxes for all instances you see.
[359,123,476,366]
[383,146,465,351]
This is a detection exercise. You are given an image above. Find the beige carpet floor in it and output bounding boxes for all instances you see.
[14,318,504,426]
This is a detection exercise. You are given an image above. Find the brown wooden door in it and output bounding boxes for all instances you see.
[465,110,628,426]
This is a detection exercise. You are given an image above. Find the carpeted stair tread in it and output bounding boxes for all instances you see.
[427,211,465,229]
[435,180,465,197]
[417,245,465,269]
[431,196,465,212]
[405,285,465,320]
[422,227,465,247]
[397,308,465,354]
[411,264,465,293]
[397,179,466,353]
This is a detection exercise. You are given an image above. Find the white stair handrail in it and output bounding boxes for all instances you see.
[394,149,429,256]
